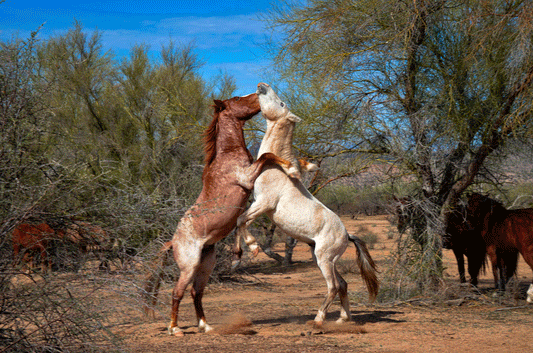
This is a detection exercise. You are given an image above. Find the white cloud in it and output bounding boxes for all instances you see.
[98,14,269,56]
[156,15,265,35]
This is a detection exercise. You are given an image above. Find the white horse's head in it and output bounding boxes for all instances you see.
[257,83,301,123]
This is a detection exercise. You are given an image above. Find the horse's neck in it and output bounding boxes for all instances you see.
[258,119,295,161]
[216,115,248,155]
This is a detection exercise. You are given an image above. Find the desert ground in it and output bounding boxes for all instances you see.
[10,215,533,352]
[117,215,533,353]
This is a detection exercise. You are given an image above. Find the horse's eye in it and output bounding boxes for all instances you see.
[280,102,285,107]
[235,97,240,101]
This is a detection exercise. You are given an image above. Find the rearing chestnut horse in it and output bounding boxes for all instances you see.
[143,92,292,336]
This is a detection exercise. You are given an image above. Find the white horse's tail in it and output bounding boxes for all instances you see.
[348,234,379,302]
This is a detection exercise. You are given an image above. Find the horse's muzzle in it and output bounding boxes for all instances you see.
[257,82,269,95]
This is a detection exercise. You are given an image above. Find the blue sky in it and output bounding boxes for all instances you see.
[0,0,281,95]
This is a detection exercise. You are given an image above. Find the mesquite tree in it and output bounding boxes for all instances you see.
[262,0,533,290]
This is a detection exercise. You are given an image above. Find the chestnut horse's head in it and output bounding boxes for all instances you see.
[204,92,261,165]
[213,93,261,121]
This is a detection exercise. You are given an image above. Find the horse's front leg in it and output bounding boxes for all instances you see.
[246,153,295,187]
[232,227,260,269]
[233,200,272,268]
[232,229,244,267]
[486,246,499,289]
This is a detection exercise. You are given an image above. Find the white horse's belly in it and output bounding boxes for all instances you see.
[271,199,318,242]
[253,168,349,251]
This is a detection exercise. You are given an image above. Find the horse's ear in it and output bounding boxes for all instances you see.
[287,112,302,123]
[213,99,226,113]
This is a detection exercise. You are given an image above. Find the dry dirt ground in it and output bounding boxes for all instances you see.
[115,215,533,353]
[14,215,533,352]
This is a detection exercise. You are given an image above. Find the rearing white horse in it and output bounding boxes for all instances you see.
[236,83,379,326]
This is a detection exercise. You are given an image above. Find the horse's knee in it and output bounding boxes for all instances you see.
[236,214,251,228]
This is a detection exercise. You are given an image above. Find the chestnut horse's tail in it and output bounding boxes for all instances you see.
[142,241,173,318]
[348,234,380,302]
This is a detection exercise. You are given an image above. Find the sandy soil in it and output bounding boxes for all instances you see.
[17,215,532,352]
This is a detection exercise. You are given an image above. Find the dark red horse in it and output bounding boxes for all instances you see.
[142,88,293,336]
[12,220,111,273]
[466,193,533,302]
[396,197,486,285]
[12,223,56,273]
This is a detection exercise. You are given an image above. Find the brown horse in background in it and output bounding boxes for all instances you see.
[142,90,293,337]
[12,223,56,273]
[466,193,533,302]
[395,196,487,286]
[442,204,487,286]
[12,220,111,273]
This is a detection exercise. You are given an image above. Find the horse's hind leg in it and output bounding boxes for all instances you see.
[12,244,21,269]
[39,246,51,274]
[191,245,216,332]
[169,272,195,336]
[169,248,202,336]
[314,256,340,326]
[335,269,351,323]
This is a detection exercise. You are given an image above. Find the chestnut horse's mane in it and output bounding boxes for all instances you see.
[203,102,224,166]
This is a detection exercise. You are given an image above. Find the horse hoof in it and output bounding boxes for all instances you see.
[198,319,214,333]
[289,171,301,180]
[336,317,351,324]
[249,244,260,257]
[526,284,533,303]
[168,326,184,337]
[307,320,323,328]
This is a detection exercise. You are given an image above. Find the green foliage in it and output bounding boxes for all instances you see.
[0,22,229,351]
[0,23,222,249]
[316,182,393,216]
